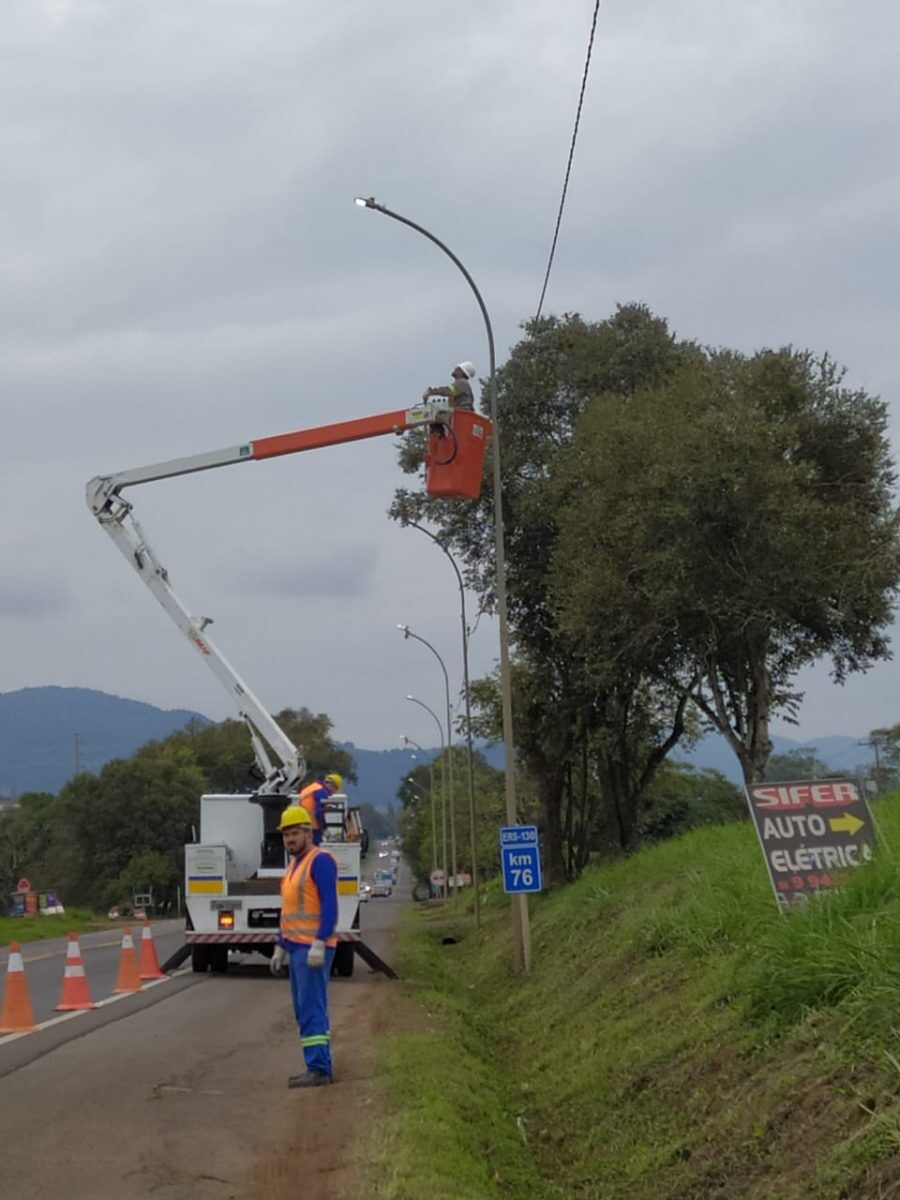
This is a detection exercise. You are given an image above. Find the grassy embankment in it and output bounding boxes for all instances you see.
[365,792,900,1200]
[0,910,114,947]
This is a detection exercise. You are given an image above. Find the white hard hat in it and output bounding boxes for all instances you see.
[454,362,476,379]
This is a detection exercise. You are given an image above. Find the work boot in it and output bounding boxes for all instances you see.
[288,1072,332,1089]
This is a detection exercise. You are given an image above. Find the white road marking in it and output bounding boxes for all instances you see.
[0,966,191,1047]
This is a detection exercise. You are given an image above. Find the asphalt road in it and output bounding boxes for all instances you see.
[0,864,410,1199]
[0,919,188,1024]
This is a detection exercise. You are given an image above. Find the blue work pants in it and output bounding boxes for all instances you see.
[286,941,336,1076]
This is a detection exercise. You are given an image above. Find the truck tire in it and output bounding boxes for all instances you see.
[332,942,354,978]
[209,945,229,973]
[191,945,211,973]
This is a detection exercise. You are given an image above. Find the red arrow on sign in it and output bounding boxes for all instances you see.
[16,878,31,893]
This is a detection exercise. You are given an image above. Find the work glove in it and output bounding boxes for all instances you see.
[307,939,326,969]
[270,945,286,976]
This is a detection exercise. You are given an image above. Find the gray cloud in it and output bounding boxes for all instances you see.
[1,0,898,747]
[0,582,73,619]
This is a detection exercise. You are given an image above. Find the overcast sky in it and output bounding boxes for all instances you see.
[2,0,899,757]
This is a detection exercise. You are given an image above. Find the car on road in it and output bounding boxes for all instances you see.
[371,883,392,897]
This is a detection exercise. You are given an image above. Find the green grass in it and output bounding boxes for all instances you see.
[364,793,900,1199]
[0,909,114,947]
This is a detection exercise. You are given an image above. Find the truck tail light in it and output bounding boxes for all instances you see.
[217,910,235,930]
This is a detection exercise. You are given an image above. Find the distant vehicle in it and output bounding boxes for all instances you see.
[360,882,372,902]
[371,883,392,897]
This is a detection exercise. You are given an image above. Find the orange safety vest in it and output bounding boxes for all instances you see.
[280,848,338,947]
[298,781,323,831]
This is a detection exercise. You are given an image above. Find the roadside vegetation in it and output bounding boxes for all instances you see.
[367,791,900,1199]
[0,708,360,913]
[393,305,900,887]
[0,908,115,947]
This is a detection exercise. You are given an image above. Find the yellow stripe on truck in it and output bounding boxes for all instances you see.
[338,879,359,895]
[188,879,225,894]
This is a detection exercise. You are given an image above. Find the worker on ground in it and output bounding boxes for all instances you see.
[298,772,343,846]
[422,362,476,411]
[270,805,339,1088]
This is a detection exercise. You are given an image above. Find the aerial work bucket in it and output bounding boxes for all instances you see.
[424,411,492,500]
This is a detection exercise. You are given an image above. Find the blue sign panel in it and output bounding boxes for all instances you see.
[500,825,542,894]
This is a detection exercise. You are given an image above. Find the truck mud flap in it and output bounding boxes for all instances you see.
[160,943,192,973]
[353,940,398,980]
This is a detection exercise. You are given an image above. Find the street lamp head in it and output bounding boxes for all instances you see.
[396,623,410,639]
[354,196,377,209]
[405,694,416,702]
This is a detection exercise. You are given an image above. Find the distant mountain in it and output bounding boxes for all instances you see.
[337,740,506,812]
[339,742,441,812]
[0,684,873,804]
[339,733,874,809]
[0,687,207,796]
[674,732,873,784]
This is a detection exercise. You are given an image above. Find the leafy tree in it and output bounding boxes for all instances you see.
[357,803,393,841]
[763,748,833,782]
[108,851,176,910]
[863,726,900,793]
[0,792,58,904]
[636,762,746,843]
[140,707,356,793]
[57,745,205,906]
[394,306,698,879]
[554,349,900,787]
[396,747,510,887]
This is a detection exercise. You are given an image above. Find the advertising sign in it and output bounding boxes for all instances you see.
[745,777,875,910]
[500,825,542,894]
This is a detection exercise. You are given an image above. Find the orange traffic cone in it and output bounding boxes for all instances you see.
[0,942,38,1033]
[113,927,143,994]
[55,932,98,1011]
[138,920,166,981]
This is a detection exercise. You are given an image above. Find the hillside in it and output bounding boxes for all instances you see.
[339,741,505,812]
[370,795,900,1199]
[677,730,874,784]
[0,687,207,795]
[0,684,875,805]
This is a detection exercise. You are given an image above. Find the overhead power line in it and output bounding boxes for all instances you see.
[533,0,603,324]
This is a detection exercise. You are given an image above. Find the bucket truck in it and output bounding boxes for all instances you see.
[86,401,490,977]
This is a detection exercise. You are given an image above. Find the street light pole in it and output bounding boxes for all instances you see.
[358,196,529,970]
[406,695,449,900]
[399,625,457,903]
[404,522,480,928]
[403,736,438,881]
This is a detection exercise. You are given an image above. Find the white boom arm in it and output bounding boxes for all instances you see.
[86,402,446,794]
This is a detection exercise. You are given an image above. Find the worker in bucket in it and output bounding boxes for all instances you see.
[422,361,476,411]
[271,804,339,1088]
[298,772,343,846]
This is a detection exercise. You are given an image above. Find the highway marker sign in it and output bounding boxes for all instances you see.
[500,825,542,894]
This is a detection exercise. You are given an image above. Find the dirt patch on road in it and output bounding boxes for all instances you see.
[237,973,414,1200]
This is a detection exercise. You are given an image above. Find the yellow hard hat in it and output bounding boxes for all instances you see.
[277,805,312,831]
[324,773,343,791]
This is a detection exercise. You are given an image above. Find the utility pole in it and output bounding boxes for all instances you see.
[858,736,882,790]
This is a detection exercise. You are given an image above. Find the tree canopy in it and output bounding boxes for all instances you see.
[0,705,357,912]
[394,306,900,880]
